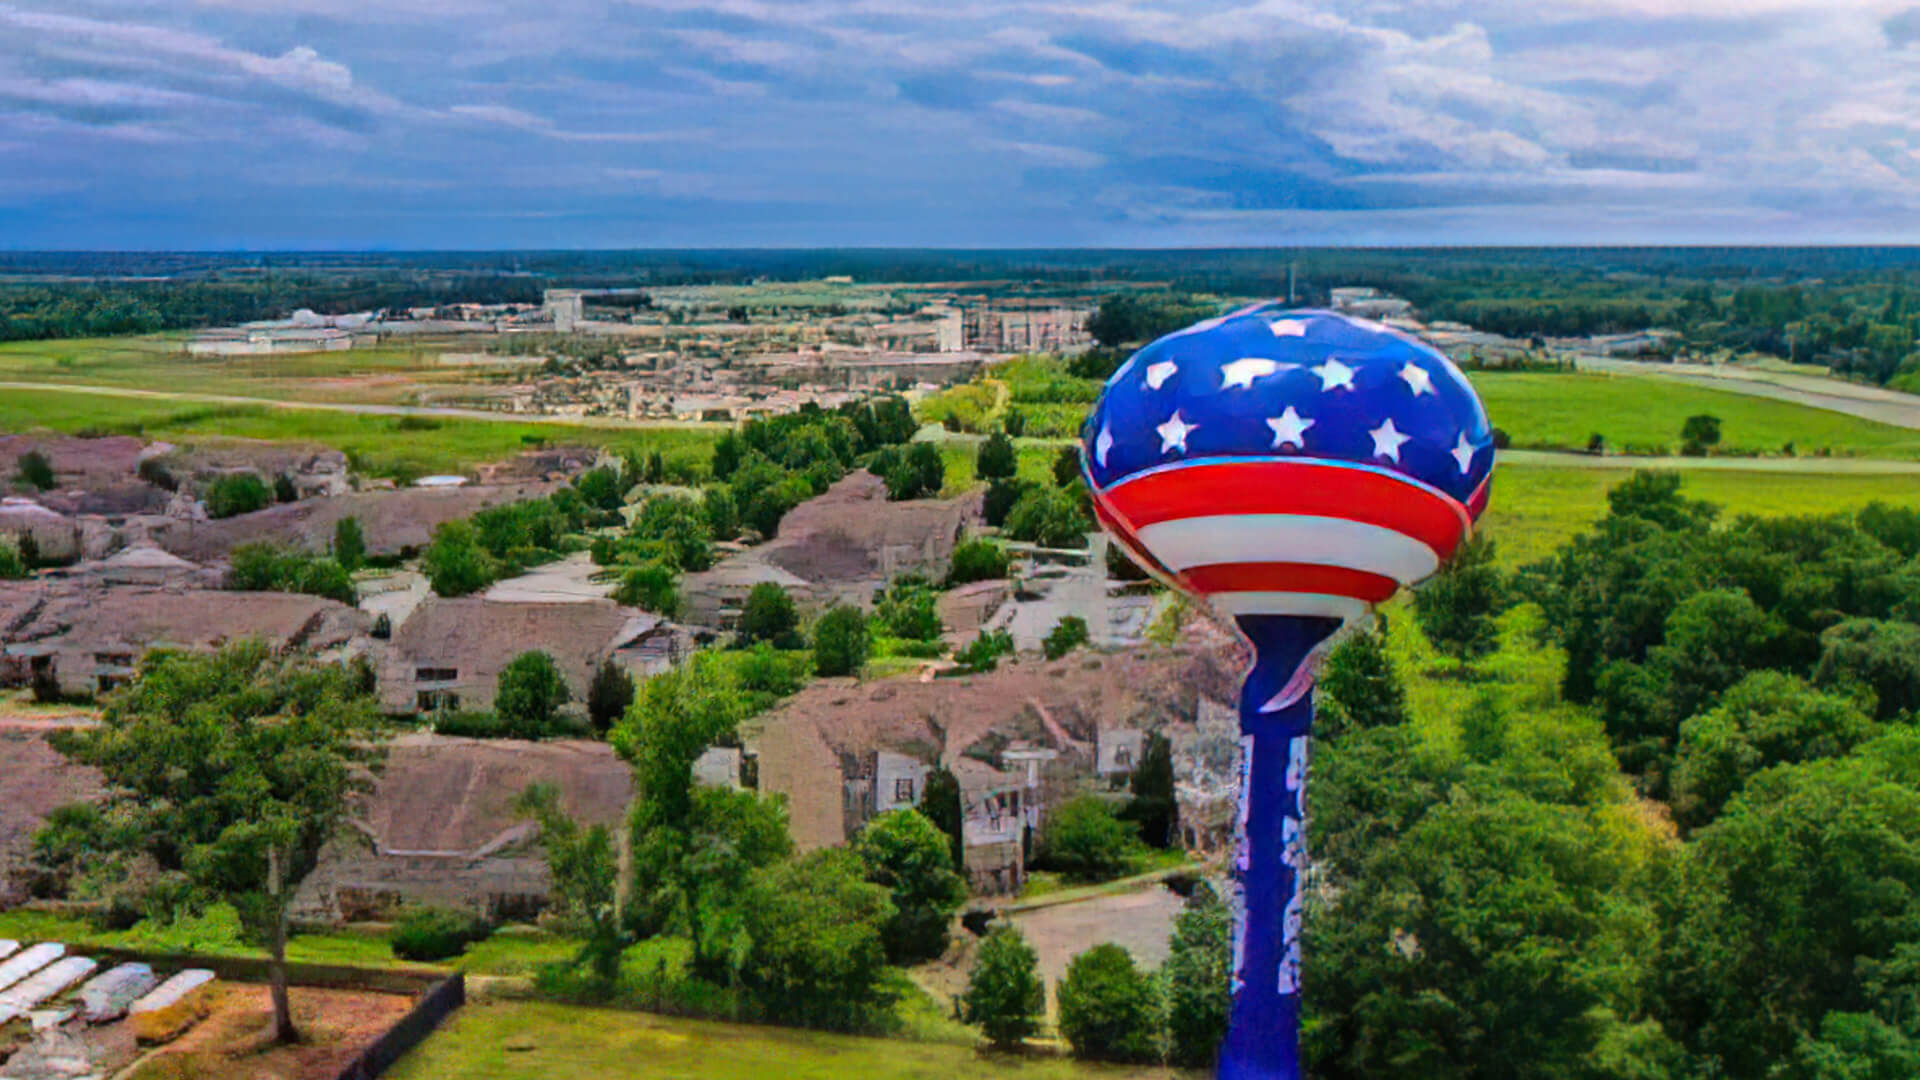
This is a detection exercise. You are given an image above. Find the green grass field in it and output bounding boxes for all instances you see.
[387,1000,1194,1080]
[0,386,718,481]
[1479,465,1920,567]
[1474,372,1920,458]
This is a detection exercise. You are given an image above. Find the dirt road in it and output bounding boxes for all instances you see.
[0,379,724,432]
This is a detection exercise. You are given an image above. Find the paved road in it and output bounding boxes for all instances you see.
[1574,357,1920,432]
[0,379,725,431]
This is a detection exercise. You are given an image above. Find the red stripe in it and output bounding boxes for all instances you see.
[1466,474,1492,521]
[1099,460,1468,558]
[1091,499,1177,581]
[1180,562,1401,603]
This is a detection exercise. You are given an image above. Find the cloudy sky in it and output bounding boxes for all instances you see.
[4,0,1920,248]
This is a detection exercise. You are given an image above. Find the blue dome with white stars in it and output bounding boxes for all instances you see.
[1082,304,1495,510]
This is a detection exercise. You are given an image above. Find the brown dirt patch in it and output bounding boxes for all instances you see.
[125,985,414,1080]
[0,724,105,902]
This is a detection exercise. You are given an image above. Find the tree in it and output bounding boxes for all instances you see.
[921,767,965,873]
[1004,486,1090,549]
[649,785,793,977]
[963,925,1045,1051]
[614,560,680,616]
[1662,730,1920,1076]
[1057,943,1163,1063]
[1164,886,1232,1069]
[1040,796,1142,882]
[15,450,55,491]
[983,479,1028,528]
[738,848,896,1032]
[976,432,1017,482]
[739,582,799,647]
[855,809,969,964]
[204,473,272,519]
[516,783,625,982]
[1002,408,1027,437]
[703,485,738,541]
[1122,732,1176,849]
[1052,444,1082,488]
[631,495,714,571]
[586,659,635,736]
[812,605,870,677]
[946,538,1009,586]
[422,520,495,597]
[1413,534,1503,671]
[1043,615,1090,660]
[1681,413,1723,456]
[331,516,366,573]
[42,644,384,1043]
[1814,618,1920,720]
[496,651,570,735]
[1670,671,1877,831]
[1317,627,1408,737]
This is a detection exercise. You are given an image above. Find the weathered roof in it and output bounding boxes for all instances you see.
[14,589,350,651]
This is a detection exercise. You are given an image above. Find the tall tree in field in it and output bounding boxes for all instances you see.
[1413,534,1504,672]
[963,925,1045,1050]
[45,643,384,1043]
[331,516,366,573]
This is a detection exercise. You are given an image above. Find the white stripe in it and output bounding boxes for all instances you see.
[1136,514,1439,583]
[1209,592,1371,623]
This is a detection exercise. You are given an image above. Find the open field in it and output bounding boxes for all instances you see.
[1473,372,1920,458]
[1479,465,1920,567]
[387,1000,1196,1080]
[0,385,718,480]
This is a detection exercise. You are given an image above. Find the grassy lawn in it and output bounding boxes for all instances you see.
[1474,372,1920,458]
[0,386,719,481]
[0,907,575,976]
[1480,465,1920,567]
[387,999,1195,1080]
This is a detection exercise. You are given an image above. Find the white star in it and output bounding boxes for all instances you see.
[1451,433,1478,474]
[1399,362,1434,396]
[1221,357,1290,390]
[1311,358,1356,391]
[1095,423,1114,467]
[1369,418,1411,462]
[1266,407,1314,449]
[1145,360,1179,389]
[1269,318,1309,337]
[1157,411,1197,455]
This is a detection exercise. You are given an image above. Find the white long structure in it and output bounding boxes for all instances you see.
[0,955,97,1024]
[129,969,215,1016]
[78,963,157,1022]
[0,943,63,994]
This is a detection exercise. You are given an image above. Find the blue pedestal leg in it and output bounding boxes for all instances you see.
[1217,614,1341,1080]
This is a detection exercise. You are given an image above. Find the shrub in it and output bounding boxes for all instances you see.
[615,560,681,616]
[1057,943,1163,1063]
[203,473,272,519]
[876,575,942,641]
[855,809,968,964]
[1041,796,1144,882]
[1052,445,1082,488]
[813,605,871,677]
[0,537,26,580]
[390,906,492,962]
[703,486,738,541]
[1005,486,1091,548]
[946,538,1008,586]
[1002,409,1027,437]
[963,926,1045,1050]
[1163,888,1232,1069]
[273,473,298,503]
[137,457,177,491]
[15,450,54,491]
[955,629,1015,672]
[1043,615,1090,660]
[1681,413,1723,456]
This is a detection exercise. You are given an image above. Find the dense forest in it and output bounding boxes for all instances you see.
[1304,474,1920,1078]
[4,247,1919,386]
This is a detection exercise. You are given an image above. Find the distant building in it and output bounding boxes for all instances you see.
[1172,697,1241,854]
[380,598,677,715]
[1330,286,1414,321]
[1096,727,1147,785]
[952,757,1026,894]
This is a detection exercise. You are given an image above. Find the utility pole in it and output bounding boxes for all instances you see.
[1288,261,1297,304]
